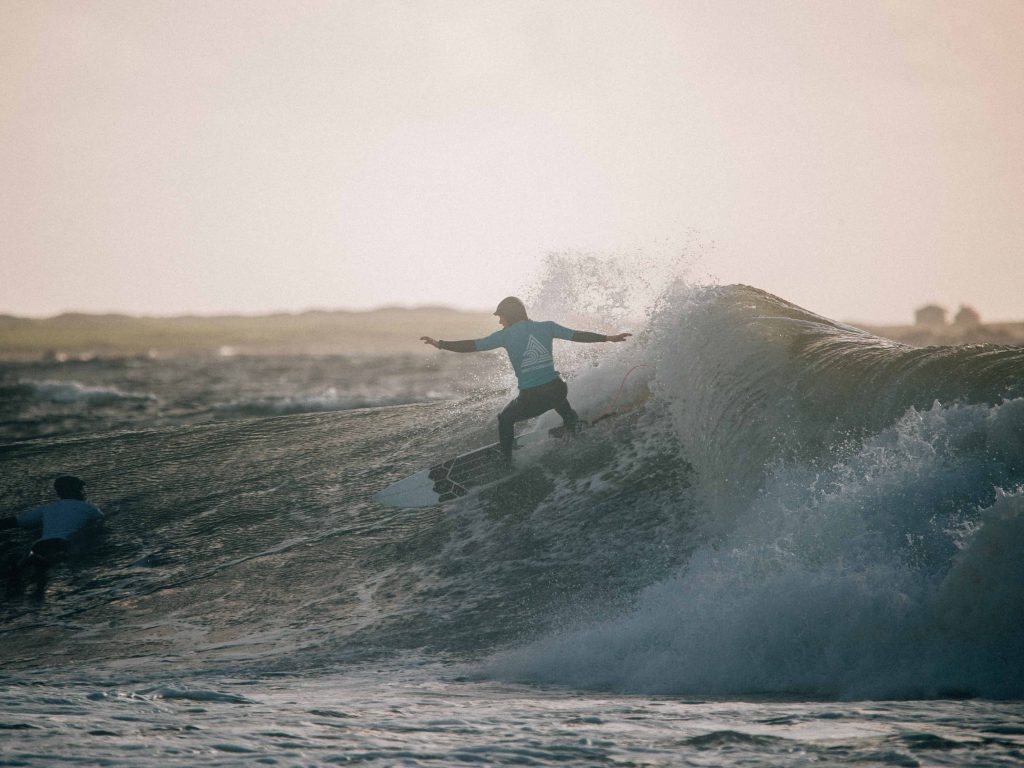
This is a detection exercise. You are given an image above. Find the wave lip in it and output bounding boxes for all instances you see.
[651,284,1024,515]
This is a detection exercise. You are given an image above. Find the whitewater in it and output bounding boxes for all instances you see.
[1,282,1022,766]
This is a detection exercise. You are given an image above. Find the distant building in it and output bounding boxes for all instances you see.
[953,305,981,328]
[915,304,947,327]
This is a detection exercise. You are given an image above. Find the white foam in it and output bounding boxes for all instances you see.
[486,396,1024,698]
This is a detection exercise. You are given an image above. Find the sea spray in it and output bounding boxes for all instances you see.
[485,285,1024,698]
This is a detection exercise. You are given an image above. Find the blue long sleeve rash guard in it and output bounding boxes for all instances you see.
[473,320,576,389]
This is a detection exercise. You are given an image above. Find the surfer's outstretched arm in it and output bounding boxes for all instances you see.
[571,331,632,343]
[420,337,478,352]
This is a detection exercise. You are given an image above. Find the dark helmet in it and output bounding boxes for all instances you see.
[494,296,528,323]
[54,475,86,499]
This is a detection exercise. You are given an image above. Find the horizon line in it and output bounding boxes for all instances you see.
[0,303,496,321]
[3,305,1022,327]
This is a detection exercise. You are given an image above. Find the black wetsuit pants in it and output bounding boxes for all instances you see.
[498,377,579,462]
[5,538,68,592]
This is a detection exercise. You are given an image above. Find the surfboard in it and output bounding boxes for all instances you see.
[374,425,574,508]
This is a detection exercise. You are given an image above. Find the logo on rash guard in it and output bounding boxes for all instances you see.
[521,334,553,372]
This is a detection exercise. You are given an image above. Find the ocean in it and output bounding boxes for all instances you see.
[1,284,1022,766]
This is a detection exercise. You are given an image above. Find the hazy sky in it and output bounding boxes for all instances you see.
[2,0,1022,323]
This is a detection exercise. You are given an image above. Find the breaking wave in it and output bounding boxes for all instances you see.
[484,284,1024,698]
[2,283,1022,700]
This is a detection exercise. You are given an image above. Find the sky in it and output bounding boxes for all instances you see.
[1,0,1022,324]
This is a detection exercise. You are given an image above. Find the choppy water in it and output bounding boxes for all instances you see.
[0,352,490,444]
[4,666,1023,767]
[1,283,1022,766]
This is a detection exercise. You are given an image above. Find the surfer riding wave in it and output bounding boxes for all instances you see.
[421,296,631,467]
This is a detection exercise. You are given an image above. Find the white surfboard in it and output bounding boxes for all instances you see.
[374,426,571,508]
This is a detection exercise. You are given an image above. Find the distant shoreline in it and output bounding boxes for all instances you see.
[858,321,1024,348]
[0,307,496,359]
[1,308,1022,360]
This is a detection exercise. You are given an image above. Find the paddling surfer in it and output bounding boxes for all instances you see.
[421,297,630,468]
[1,475,104,594]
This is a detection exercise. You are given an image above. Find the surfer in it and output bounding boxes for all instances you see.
[1,475,104,594]
[421,296,631,468]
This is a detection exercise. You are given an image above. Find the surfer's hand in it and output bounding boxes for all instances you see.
[420,336,440,348]
[607,333,632,343]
